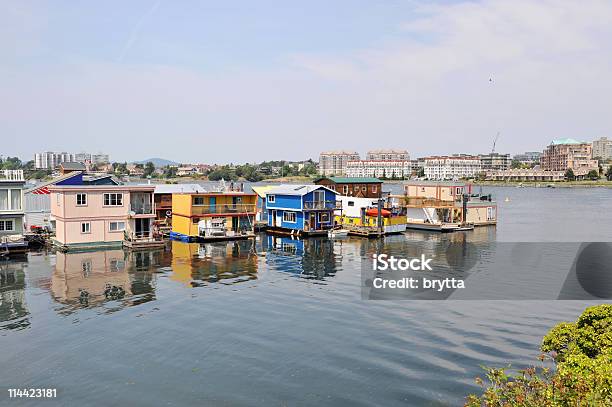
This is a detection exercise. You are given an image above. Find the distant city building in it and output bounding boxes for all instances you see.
[318,151,361,176]
[592,137,612,160]
[540,139,598,176]
[486,169,565,182]
[423,155,481,180]
[344,159,412,179]
[366,149,409,161]
[479,153,511,171]
[513,151,542,165]
[35,152,75,170]
[35,151,110,169]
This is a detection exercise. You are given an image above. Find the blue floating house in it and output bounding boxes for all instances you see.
[265,184,338,236]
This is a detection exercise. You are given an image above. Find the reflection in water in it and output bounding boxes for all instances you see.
[263,235,340,280]
[170,240,258,286]
[0,259,30,331]
[51,249,161,314]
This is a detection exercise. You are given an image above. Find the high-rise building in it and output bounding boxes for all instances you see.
[540,139,598,176]
[592,137,612,160]
[318,151,360,176]
[34,152,75,170]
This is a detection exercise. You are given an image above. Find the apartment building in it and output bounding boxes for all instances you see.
[540,139,598,176]
[592,137,612,160]
[423,155,481,180]
[479,153,511,171]
[512,152,541,166]
[366,149,410,161]
[318,151,361,176]
[35,152,75,170]
[344,159,412,178]
[0,170,27,253]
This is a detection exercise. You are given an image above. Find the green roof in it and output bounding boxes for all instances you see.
[551,138,586,145]
[316,176,382,184]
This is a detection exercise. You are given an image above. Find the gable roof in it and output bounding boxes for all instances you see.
[25,171,83,194]
[315,176,382,184]
[266,184,336,197]
[251,185,277,198]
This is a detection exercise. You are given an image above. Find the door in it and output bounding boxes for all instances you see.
[310,213,316,231]
[135,218,150,238]
[314,191,324,208]
[209,197,216,214]
[271,210,277,227]
[232,216,239,232]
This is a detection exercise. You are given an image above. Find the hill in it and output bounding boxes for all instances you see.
[133,158,180,167]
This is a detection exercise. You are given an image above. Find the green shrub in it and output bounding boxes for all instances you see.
[465,304,612,406]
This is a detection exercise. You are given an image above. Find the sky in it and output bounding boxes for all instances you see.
[2,0,612,164]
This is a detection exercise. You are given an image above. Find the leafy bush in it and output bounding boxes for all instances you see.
[465,304,612,406]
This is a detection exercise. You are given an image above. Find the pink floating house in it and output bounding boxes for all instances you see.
[49,184,164,251]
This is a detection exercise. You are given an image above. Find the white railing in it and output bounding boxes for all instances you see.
[0,170,24,181]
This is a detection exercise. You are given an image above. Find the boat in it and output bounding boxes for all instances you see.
[365,208,391,217]
[328,229,349,238]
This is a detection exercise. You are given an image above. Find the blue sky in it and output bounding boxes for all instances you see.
[2,0,612,163]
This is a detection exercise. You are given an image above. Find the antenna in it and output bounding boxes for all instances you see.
[492,132,500,153]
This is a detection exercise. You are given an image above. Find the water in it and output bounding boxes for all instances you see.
[1,186,610,406]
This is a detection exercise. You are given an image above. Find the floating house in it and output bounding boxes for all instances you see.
[25,171,117,232]
[170,191,257,242]
[335,195,407,236]
[265,185,338,236]
[391,181,497,231]
[0,170,27,254]
[49,184,163,251]
[153,184,203,228]
[251,185,276,229]
[314,177,383,198]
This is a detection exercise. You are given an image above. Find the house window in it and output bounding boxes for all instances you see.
[109,221,126,232]
[267,195,275,203]
[0,220,14,231]
[0,189,7,210]
[348,201,355,207]
[103,193,123,206]
[456,187,462,195]
[76,193,87,206]
[283,212,296,223]
[81,222,91,234]
[193,196,205,206]
[372,185,377,193]
[319,212,330,223]
[342,185,349,195]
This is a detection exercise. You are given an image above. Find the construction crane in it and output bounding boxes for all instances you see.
[491,132,500,153]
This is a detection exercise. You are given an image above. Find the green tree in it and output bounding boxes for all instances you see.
[586,169,599,180]
[144,162,155,177]
[466,304,612,406]
[607,166,612,181]
[417,168,425,177]
[565,168,575,181]
[0,157,22,170]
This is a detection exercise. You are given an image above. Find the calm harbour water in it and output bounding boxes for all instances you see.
[1,186,611,406]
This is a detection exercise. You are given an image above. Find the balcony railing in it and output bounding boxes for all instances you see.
[398,197,456,208]
[129,203,154,215]
[303,200,339,210]
[0,170,24,182]
[192,204,256,215]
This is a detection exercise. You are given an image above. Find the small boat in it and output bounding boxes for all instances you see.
[365,208,391,217]
[328,229,349,238]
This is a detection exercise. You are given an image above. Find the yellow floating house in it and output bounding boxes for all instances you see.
[170,191,257,242]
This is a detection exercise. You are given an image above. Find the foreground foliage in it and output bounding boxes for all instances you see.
[465,304,612,406]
